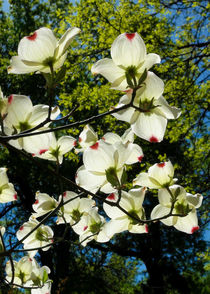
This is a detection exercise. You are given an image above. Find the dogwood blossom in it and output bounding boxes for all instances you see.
[133,161,177,189]
[5,256,33,285]
[75,124,98,153]
[76,139,143,193]
[32,192,59,218]
[151,185,203,234]
[29,258,51,293]
[8,26,80,74]
[0,167,17,203]
[102,128,144,163]
[91,32,160,90]
[30,133,75,164]
[103,188,148,236]
[72,207,110,246]
[112,72,181,142]
[16,217,54,257]
[56,191,95,225]
[3,94,59,150]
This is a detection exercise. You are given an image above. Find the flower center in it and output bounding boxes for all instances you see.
[89,222,102,234]
[35,228,49,241]
[128,210,140,225]
[43,56,56,67]
[72,209,82,222]
[18,121,32,132]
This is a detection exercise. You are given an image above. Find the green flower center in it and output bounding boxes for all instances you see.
[128,210,140,225]
[18,121,32,132]
[90,222,102,234]
[43,56,56,67]
[125,65,138,78]
[35,228,49,241]
[72,209,82,222]
[175,202,190,215]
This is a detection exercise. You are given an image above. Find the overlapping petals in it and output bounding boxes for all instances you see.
[3,94,60,151]
[103,188,148,236]
[112,72,181,142]
[8,26,80,74]
[16,217,54,257]
[134,161,176,189]
[91,32,160,90]
[32,192,59,218]
[0,167,17,203]
[151,185,203,234]
[56,191,95,225]
[72,207,110,246]
[76,138,143,193]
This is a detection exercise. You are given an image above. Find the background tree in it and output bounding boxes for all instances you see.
[0,0,209,293]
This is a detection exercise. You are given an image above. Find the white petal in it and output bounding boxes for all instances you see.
[0,168,9,186]
[149,161,174,187]
[139,72,164,101]
[186,193,203,208]
[103,193,125,219]
[56,27,81,58]
[76,165,105,193]
[102,132,121,144]
[154,96,181,119]
[0,183,17,203]
[151,205,175,226]
[83,140,115,173]
[111,33,146,67]
[129,187,146,209]
[5,95,33,128]
[91,58,125,83]
[125,143,144,164]
[174,211,199,234]
[57,136,75,154]
[133,172,159,189]
[158,188,173,206]
[132,112,167,142]
[100,182,117,194]
[113,106,136,123]
[103,219,128,237]
[8,56,43,74]
[23,132,53,154]
[18,27,57,63]
[28,105,49,126]
[129,223,148,233]
[52,52,68,71]
[140,53,161,71]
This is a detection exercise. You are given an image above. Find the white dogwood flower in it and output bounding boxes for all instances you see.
[16,217,54,257]
[103,188,148,237]
[133,161,177,189]
[91,32,160,91]
[75,124,98,153]
[56,191,95,225]
[76,139,143,193]
[0,167,17,203]
[8,26,80,74]
[151,185,203,234]
[72,207,110,246]
[112,72,181,142]
[29,133,75,164]
[32,192,59,218]
[5,256,33,285]
[3,94,59,150]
